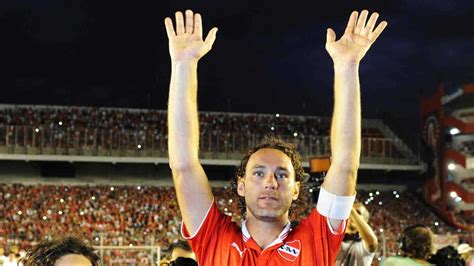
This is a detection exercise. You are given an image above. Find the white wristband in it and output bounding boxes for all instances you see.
[316,187,355,220]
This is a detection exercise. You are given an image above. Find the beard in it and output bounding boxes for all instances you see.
[245,196,292,222]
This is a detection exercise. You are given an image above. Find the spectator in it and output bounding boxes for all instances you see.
[335,202,378,265]
[381,224,434,265]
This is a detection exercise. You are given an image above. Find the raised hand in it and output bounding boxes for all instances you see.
[326,10,387,65]
[164,10,218,62]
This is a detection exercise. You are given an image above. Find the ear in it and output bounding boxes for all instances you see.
[292,181,300,200]
[237,177,245,197]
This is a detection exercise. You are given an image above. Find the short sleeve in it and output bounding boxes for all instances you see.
[180,200,234,264]
[301,208,347,265]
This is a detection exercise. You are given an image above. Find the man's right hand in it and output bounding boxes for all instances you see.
[164,10,218,63]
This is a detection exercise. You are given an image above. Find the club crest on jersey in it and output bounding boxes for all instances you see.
[277,240,301,262]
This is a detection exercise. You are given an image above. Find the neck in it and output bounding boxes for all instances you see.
[245,213,289,249]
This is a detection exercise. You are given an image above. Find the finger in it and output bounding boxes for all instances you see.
[204,27,218,49]
[175,11,185,35]
[344,11,358,35]
[362,12,379,36]
[164,17,176,38]
[185,10,193,34]
[354,10,369,35]
[194,13,203,39]
[368,21,388,44]
[326,28,336,44]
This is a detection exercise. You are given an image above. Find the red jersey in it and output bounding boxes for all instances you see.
[182,201,346,265]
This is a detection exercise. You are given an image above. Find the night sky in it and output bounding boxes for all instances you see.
[0,0,473,131]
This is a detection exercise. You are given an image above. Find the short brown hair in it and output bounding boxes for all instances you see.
[21,237,99,266]
[400,224,433,260]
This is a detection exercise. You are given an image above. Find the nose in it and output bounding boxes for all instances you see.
[264,172,278,190]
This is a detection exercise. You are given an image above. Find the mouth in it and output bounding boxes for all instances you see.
[258,196,278,201]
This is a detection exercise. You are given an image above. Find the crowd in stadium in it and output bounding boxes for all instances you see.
[0,106,332,155]
[0,106,329,140]
[1,183,469,265]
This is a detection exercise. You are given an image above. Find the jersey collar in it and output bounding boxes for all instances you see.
[241,220,292,248]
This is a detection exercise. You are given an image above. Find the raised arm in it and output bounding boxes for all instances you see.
[165,10,218,235]
[350,207,378,252]
[322,10,387,226]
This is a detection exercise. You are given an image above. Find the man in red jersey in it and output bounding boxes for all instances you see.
[165,9,387,265]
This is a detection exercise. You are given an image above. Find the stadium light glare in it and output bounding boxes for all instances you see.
[42,216,47,220]
[455,196,462,203]
[35,128,39,133]
[379,228,384,233]
[293,132,298,137]
[276,113,280,117]
[110,187,115,191]
[369,193,373,197]
[137,144,142,149]
[375,191,380,195]
[18,211,22,215]
[309,188,313,193]
[450,128,460,135]
[137,186,141,190]
[393,191,397,195]
[58,211,63,215]
[224,208,228,212]
[448,163,456,171]
[60,198,65,203]
[395,194,400,198]
[229,199,233,203]
[91,196,96,200]
[378,201,383,206]
[434,221,439,227]
[59,121,63,126]
[450,191,458,198]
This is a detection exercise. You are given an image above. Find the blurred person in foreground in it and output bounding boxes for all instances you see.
[160,240,197,265]
[20,236,99,266]
[381,224,434,265]
[335,202,378,265]
[166,7,387,266]
[457,243,473,266]
[428,245,466,266]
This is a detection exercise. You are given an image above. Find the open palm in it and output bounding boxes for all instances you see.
[326,10,387,64]
[164,10,218,62]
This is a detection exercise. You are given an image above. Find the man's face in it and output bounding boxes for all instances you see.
[237,148,300,222]
[54,254,92,266]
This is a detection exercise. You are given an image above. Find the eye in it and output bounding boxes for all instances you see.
[275,172,288,179]
[253,171,264,177]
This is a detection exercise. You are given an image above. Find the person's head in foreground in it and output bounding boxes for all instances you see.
[428,245,466,266]
[234,137,305,222]
[169,240,196,261]
[21,237,99,266]
[400,224,434,261]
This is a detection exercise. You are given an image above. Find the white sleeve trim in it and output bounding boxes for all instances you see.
[316,187,355,220]
[180,198,215,240]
